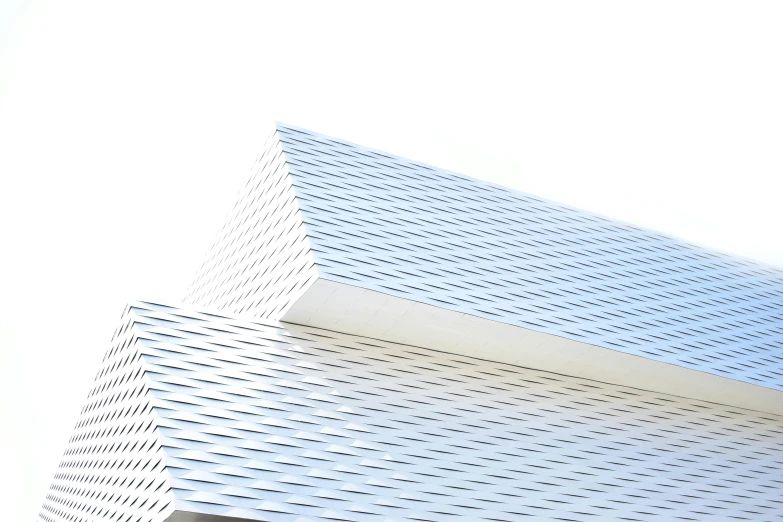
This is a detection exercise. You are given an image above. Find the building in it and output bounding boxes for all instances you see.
[39,124,783,522]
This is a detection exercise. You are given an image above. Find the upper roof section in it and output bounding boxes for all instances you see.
[186,122,783,400]
[39,299,783,522]
[185,128,319,319]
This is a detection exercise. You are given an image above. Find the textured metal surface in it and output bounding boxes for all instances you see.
[41,123,783,522]
[40,301,783,522]
[191,122,783,390]
[38,305,175,522]
[185,129,318,320]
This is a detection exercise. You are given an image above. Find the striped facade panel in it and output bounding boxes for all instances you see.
[38,306,175,522]
[185,129,318,320]
[43,301,783,522]
[275,124,783,391]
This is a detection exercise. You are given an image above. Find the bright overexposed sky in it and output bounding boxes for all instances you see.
[1,1,781,520]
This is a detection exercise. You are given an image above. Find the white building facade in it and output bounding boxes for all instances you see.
[39,124,783,522]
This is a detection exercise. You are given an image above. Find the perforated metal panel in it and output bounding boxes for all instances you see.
[185,129,318,320]
[38,306,175,522]
[43,301,783,522]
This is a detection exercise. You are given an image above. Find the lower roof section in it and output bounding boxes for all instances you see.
[40,300,783,522]
[283,278,783,416]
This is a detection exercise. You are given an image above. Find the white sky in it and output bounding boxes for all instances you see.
[1,1,781,520]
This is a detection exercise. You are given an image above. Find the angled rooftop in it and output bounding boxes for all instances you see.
[185,123,783,413]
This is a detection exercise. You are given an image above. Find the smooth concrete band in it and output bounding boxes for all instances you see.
[284,278,783,416]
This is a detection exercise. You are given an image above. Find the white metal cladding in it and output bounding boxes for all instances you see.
[38,305,176,522]
[40,122,783,522]
[44,301,783,522]
[270,123,783,392]
[184,129,319,320]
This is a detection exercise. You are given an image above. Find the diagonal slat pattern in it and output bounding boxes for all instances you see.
[55,301,781,522]
[275,124,783,390]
